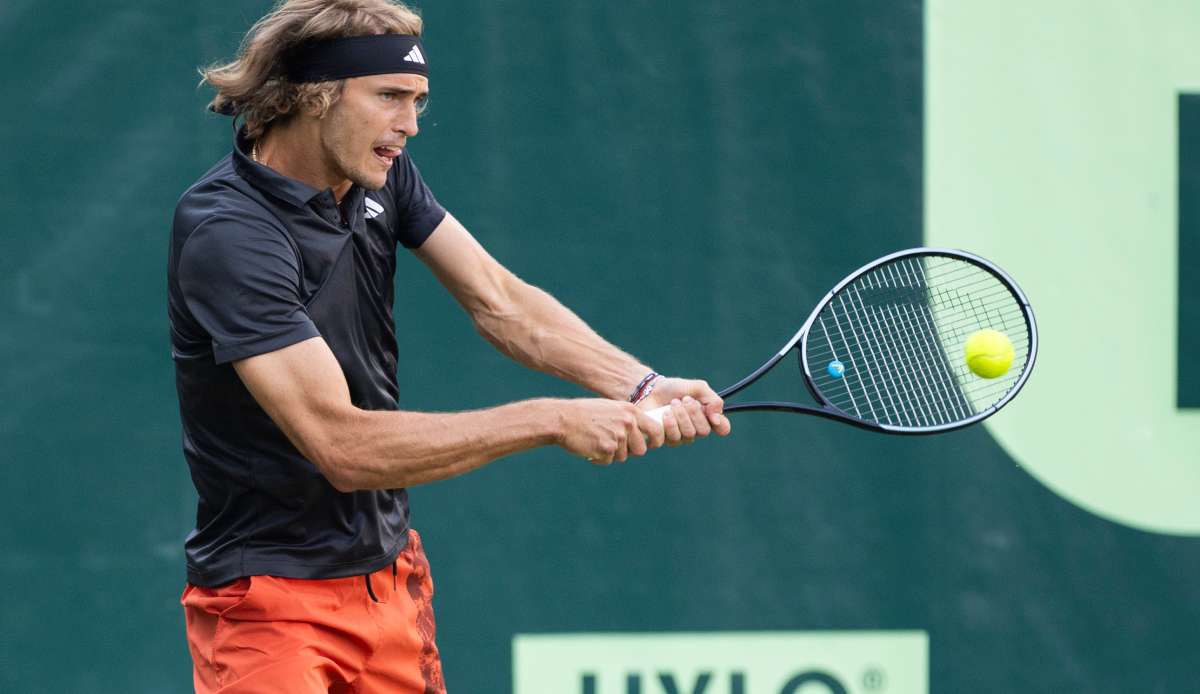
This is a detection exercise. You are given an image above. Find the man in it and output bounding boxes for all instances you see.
[168,1,730,691]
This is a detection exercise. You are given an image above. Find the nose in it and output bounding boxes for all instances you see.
[394,103,419,138]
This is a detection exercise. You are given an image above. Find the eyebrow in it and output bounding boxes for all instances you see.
[378,85,429,99]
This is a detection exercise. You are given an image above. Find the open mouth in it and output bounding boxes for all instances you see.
[373,145,403,165]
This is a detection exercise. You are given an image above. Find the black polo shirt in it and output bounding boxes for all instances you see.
[168,130,446,587]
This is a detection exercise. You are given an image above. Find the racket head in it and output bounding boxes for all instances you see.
[798,248,1037,434]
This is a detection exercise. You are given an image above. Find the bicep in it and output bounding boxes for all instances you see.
[233,336,355,474]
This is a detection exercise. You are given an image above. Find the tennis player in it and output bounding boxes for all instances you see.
[167,1,730,691]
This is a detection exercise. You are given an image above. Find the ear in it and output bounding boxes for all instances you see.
[313,80,348,119]
[301,96,329,119]
[298,81,345,120]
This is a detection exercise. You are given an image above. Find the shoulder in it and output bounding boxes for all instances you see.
[382,148,437,198]
[388,147,420,180]
[175,212,305,312]
[174,157,293,259]
[379,148,446,249]
[173,169,298,283]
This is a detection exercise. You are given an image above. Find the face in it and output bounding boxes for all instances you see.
[317,73,428,191]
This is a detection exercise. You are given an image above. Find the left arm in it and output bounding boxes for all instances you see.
[414,213,648,400]
[413,214,730,439]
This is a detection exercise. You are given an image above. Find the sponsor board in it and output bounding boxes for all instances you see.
[513,631,928,694]
[926,0,1200,534]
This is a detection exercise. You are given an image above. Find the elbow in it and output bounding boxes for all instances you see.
[469,273,526,337]
[472,289,539,354]
[325,468,359,494]
[300,421,366,493]
[310,445,359,493]
[308,435,411,493]
[298,406,380,493]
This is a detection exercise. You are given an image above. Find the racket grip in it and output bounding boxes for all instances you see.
[644,405,669,424]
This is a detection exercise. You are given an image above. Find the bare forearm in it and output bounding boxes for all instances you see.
[321,398,561,491]
[233,335,668,493]
[473,280,650,400]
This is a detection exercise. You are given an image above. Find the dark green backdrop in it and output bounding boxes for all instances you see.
[1,2,1197,692]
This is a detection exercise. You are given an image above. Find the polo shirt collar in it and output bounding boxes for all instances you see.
[232,128,364,215]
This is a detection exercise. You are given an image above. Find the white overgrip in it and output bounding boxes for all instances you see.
[645,405,669,424]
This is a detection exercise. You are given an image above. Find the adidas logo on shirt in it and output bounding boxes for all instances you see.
[364,197,385,220]
[403,45,425,65]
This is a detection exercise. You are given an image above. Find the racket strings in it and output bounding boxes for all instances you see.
[807,294,1030,380]
[805,256,1031,428]
[809,300,1028,404]
[809,296,1029,354]
[869,258,1028,413]
[859,284,972,426]
[839,288,953,428]
[861,258,1026,419]
[844,284,969,428]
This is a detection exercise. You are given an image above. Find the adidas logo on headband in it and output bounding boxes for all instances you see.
[403,45,425,65]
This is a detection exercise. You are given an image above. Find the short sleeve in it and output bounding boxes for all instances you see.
[177,216,320,364]
[390,150,447,249]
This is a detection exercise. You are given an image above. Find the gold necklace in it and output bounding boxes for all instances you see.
[251,140,261,163]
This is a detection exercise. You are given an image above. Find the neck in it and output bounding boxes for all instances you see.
[254,122,353,202]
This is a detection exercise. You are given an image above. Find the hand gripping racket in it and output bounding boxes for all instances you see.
[647,248,1037,434]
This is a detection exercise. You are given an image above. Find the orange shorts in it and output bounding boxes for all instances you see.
[181,530,445,693]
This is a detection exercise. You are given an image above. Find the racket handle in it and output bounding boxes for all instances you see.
[644,405,669,424]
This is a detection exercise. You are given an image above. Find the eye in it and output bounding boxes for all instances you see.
[414,94,429,116]
[379,91,397,102]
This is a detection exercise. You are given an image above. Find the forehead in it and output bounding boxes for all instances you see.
[348,73,429,94]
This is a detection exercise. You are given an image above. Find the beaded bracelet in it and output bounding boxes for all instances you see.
[628,372,663,405]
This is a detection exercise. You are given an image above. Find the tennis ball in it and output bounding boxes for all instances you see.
[964,329,1014,379]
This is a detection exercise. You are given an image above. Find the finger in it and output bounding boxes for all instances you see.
[597,439,617,465]
[615,434,629,463]
[662,409,683,446]
[628,421,648,456]
[699,398,730,434]
[682,396,711,437]
[634,409,665,449]
[672,399,697,442]
[689,379,721,403]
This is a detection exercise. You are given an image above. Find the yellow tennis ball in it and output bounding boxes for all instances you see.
[964,329,1014,379]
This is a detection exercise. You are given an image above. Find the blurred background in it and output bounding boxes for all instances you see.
[1,1,1197,692]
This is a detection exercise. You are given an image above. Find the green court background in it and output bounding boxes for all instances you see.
[0,1,1197,692]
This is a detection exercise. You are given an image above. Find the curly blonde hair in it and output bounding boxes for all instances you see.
[202,0,423,139]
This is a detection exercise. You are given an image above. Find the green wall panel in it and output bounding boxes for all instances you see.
[1180,94,1200,408]
[0,2,1196,693]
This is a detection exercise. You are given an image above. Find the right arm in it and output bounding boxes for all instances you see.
[233,336,663,492]
[177,215,660,491]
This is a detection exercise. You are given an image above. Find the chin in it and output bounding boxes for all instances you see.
[352,171,389,192]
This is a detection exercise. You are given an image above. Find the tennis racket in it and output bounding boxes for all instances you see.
[647,248,1037,434]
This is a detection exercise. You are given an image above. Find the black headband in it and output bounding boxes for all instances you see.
[284,34,428,83]
[211,34,427,116]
